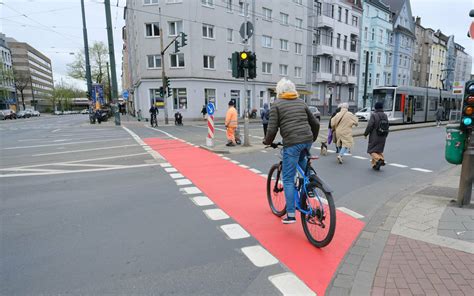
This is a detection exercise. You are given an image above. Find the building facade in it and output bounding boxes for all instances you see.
[7,38,54,112]
[454,43,472,85]
[125,0,310,119]
[384,0,415,87]
[427,30,447,89]
[357,0,393,108]
[0,33,16,110]
[412,17,434,88]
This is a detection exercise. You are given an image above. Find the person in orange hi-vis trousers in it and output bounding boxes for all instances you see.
[225,100,238,146]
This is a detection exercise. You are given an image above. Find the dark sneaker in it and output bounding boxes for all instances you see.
[374,160,382,171]
[282,216,296,224]
[226,142,236,147]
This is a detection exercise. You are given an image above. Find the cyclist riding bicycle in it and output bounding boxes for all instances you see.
[149,105,158,126]
[263,78,320,224]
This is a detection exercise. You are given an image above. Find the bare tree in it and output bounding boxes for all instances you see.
[13,69,30,110]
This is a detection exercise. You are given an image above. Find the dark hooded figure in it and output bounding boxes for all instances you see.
[261,103,270,136]
[364,102,389,170]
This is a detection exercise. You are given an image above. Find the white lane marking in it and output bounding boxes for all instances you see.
[51,129,60,133]
[203,209,229,220]
[175,179,192,186]
[169,173,184,179]
[388,163,408,168]
[249,168,262,174]
[160,163,172,168]
[0,163,161,178]
[230,160,240,164]
[216,154,223,156]
[146,126,178,140]
[3,138,128,150]
[337,207,364,219]
[251,135,264,139]
[222,157,230,160]
[411,168,433,173]
[190,196,214,206]
[327,149,336,153]
[53,163,125,168]
[164,167,178,173]
[180,186,202,195]
[239,164,250,169]
[0,168,68,173]
[269,273,315,296]
[53,139,67,142]
[241,245,278,267]
[220,224,250,240]
[352,156,368,160]
[32,144,139,157]
[122,126,147,146]
[261,150,268,153]
[260,174,267,178]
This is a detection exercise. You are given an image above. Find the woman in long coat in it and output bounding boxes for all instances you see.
[364,102,388,170]
[330,103,358,164]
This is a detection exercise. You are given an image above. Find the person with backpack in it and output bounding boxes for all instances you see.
[330,102,358,164]
[364,102,389,170]
[260,103,270,137]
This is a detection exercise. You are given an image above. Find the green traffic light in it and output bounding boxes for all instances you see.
[462,117,473,126]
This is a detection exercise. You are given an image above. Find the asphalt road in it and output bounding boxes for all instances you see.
[0,115,456,295]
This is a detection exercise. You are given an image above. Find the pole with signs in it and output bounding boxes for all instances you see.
[206,103,215,147]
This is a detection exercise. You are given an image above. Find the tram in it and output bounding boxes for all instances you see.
[372,86,462,124]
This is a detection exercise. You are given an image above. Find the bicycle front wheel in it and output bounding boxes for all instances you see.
[301,183,336,248]
[266,164,286,217]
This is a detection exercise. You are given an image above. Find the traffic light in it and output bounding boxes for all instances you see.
[231,51,243,78]
[181,32,188,47]
[239,51,250,69]
[248,52,257,79]
[174,39,180,53]
[461,80,474,130]
[159,86,164,98]
[165,76,171,96]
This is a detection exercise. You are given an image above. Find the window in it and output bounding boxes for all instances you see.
[168,21,183,36]
[335,60,339,75]
[203,55,215,69]
[295,67,302,78]
[352,16,358,27]
[280,39,288,51]
[147,54,161,69]
[295,43,302,54]
[323,3,334,18]
[201,0,214,7]
[376,73,380,85]
[279,64,288,76]
[343,35,347,50]
[404,56,407,67]
[227,28,233,42]
[293,0,302,4]
[349,88,354,101]
[327,57,333,73]
[227,58,232,71]
[364,27,368,40]
[295,18,303,29]
[370,51,373,63]
[350,62,356,76]
[315,1,322,15]
[369,73,372,86]
[262,35,272,48]
[338,7,342,21]
[149,89,161,107]
[226,0,232,12]
[336,34,341,48]
[144,0,158,5]
[263,8,272,21]
[342,61,346,75]
[166,0,182,3]
[145,23,160,37]
[377,52,381,64]
[205,88,216,105]
[399,55,402,65]
[387,73,391,85]
[371,28,375,41]
[202,24,214,38]
[350,37,356,52]
[280,13,289,25]
[239,1,249,15]
[170,53,185,67]
[388,53,392,66]
[415,96,424,111]
[312,56,320,72]
[172,88,187,109]
[262,62,272,74]
[314,30,321,45]
[345,9,349,24]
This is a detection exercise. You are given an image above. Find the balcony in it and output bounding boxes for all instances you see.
[348,76,358,84]
[315,15,335,30]
[314,72,333,82]
[313,44,333,56]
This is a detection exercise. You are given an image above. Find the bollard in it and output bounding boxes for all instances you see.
[206,114,214,147]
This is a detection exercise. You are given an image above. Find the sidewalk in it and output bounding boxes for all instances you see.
[328,166,474,296]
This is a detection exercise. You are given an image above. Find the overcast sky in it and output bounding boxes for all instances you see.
[1,0,473,91]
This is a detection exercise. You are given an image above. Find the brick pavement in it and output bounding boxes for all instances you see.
[372,234,474,296]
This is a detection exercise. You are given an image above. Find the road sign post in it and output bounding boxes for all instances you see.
[206,103,215,147]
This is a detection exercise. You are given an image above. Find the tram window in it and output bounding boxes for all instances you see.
[415,96,424,111]
[395,94,402,111]
[429,99,437,111]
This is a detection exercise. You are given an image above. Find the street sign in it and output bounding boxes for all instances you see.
[239,21,254,40]
[207,102,215,116]
[453,81,464,95]
[122,90,129,100]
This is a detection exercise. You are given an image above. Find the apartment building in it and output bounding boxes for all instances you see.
[308,0,362,114]
[7,37,54,112]
[427,30,448,89]
[357,0,393,108]
[454,43,472,84]
[124,0,309,119]
[412,17,434,88]
[0,33,16,110]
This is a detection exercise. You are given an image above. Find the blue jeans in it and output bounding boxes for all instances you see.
[339,147,348,156]
[282,142,313,217]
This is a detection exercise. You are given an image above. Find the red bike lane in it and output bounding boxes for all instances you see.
[145,138,365,295]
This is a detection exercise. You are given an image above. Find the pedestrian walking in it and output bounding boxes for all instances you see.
[330,102,358,164]
[263,78,320,223]
[435,104,445,127]
[225,100,238,146]
[201,105,207,119]
[364,102,389,170]
[261,103,270,137]
[328,106,342,153]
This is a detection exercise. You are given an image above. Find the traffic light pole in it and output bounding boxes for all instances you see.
[104,0,120,126]
[159,26,169,125]
[457,130,473,206]
[243,0,250,147]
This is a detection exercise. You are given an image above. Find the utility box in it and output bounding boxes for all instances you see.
[445,124,466,165]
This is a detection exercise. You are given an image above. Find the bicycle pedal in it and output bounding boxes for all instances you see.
[307,192,316,198]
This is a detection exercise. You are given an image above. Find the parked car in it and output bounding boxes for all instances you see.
[81,109,89,114]
[17,110,31,118]
[53,110,62,115]
[1,109,16,120]
[308,106,321,121]
[0,110,5,120]
[355,107,374,121]
[32,110,40,116]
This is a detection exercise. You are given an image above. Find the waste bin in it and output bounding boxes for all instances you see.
[445,124,466,165]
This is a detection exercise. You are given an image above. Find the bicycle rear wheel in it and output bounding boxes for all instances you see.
[266,164,286,217]
[300,182,336,248]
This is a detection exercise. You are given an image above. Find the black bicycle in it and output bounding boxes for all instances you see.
[150,114,158,127]
[266,143,336,248]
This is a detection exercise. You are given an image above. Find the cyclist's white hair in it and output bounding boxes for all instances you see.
[276,78,298,97]
[339,102,349,109]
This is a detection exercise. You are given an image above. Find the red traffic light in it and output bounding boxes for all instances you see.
[467,96,474,104]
